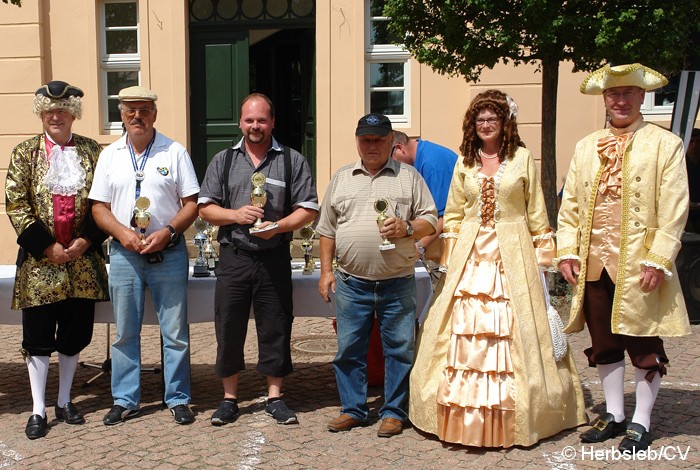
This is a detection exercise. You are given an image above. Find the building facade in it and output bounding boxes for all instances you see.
[0,0,683,263]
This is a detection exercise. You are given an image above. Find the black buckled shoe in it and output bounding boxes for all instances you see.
[618,422,653,453]
[55,402,85,425]
[25,414,47,440]
[580,413,627,443]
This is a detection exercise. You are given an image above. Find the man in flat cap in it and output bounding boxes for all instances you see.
[5,81,109,439]
[316,113,437,437]
[198,93,318,426]
[557,63,692,453]
[89,85,200,425]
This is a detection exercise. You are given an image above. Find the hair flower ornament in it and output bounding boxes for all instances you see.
[506,95,519,119]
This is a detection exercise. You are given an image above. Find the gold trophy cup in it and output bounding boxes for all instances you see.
[299,224,316,275]
[133,196,151,243]
[249,172,278,233]
[374,198,395,251]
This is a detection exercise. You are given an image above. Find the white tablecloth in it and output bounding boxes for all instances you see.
[0,265,432,325]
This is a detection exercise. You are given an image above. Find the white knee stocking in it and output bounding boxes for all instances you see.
[631,367,660,431]
[57,353,79,408]
[597,360,626,422]
[26,355,50,417]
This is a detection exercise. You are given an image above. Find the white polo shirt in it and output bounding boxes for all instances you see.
[89,131,200,235]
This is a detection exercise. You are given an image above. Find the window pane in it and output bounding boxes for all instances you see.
[370,0,385,17]
[108,98,123,123]
[653,79,677,107]
[370,91,404,115]
[371,19,401,46]
[105,2,137,27]
[107,71,138,95]
[106,30,138,54]
[370,63,404,87]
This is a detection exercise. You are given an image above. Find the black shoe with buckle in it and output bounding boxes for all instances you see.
[580,413,627,443]
[103,405,140,425]
[55,402,85,425]
[170,404,195,425]
[618,422,653,453]
[25,414,47,440]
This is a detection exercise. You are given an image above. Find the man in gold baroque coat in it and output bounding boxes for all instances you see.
[557,63,691,454]
[5,81,108,439]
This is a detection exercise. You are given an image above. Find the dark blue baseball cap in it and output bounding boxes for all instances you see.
[355,113,392,136]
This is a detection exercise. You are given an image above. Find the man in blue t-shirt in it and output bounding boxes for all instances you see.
[392,131,458,262]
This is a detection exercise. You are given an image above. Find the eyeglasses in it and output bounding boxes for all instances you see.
[475,117,500,126]
[122,108,155,118]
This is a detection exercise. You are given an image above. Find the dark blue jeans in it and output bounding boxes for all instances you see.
[333,271,416,422]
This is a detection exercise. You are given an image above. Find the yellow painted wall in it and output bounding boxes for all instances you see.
[0,0,690,264]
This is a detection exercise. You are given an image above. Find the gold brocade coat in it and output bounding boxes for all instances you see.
[410,147,587,446]
[557,123,691,337]
[5,134,109,310]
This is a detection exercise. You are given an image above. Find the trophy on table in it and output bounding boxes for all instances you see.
[374,198,395,251]
[132,196,151,243]
[248,172,278,233]
[203,223,218,270]
[192,217,210,277]
[299,224,316,275]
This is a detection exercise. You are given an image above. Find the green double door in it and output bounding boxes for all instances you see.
[190,31,249,179]
[189,29,316,180]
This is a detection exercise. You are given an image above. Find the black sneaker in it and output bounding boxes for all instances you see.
[211,400,239,426]
[103,405,140,425]
[170,404,195,425]
[265,399,298,425]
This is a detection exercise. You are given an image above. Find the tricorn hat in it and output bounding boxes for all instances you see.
[33,80,84,118]
[580,63,668,95]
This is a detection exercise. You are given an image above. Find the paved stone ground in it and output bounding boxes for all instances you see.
[0,300,699,469]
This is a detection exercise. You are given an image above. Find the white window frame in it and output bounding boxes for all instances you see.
[641,91,674,116]
[365,0,411,124]
[100,0,141,133]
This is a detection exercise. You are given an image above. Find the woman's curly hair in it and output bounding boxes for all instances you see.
[459,89,525,167]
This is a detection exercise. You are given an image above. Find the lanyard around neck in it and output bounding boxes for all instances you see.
[128,131,156,199]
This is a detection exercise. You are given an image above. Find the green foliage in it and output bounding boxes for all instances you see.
[384,0,700,79]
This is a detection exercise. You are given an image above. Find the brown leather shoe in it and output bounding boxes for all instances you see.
[327,414,367,432]
[377,418,404,437]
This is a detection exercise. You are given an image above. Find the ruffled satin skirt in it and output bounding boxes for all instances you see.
[435,225,516,447]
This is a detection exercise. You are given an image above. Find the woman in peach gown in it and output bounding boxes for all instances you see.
[409,90,586,447]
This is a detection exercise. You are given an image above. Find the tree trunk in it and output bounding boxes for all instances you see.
[540,58,559,229]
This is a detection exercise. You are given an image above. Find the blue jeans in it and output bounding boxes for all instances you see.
[333,271,416,422]
[108,241,191,409]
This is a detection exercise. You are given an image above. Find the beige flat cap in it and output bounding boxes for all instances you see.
[118,85,158,102]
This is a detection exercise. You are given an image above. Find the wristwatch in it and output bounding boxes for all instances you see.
[416,240,426,256]
[406,221,414,238]
[166,224,180,248]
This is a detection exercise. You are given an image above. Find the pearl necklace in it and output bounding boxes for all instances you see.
[478,149,499,160]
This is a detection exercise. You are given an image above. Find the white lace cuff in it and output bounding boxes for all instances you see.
[640,260,673,280]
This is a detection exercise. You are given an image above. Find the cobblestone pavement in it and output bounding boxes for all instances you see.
[0,304,698,469]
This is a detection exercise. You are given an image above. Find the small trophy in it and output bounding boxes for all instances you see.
[133,196,151,243]
[249,172,278,233]
[192,218,209,277]
[203,223,218,270]
[374,198,395,251]
[299,224,316,275]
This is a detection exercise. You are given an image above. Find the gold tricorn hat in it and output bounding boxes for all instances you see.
[580,63,668,95]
